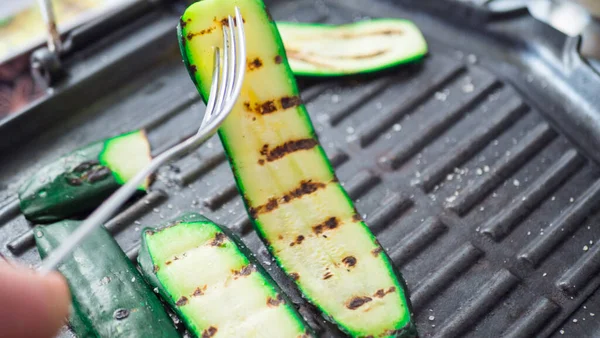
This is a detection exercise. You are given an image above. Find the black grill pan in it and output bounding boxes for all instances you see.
[1,0,600,337]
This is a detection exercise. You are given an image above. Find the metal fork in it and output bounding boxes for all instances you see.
[38,8,247,274]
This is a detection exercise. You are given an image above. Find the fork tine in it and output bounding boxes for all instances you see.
[230,7,246,102]
[205,10,246,127]
[225,15,237,99]
[212,23,230,117]
[201,47,222,127]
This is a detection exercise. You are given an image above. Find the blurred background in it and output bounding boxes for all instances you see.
[0,0,599,118]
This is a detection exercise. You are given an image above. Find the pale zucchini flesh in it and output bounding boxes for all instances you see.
[277,19,428,76]
[178,0,416,337]
[138,213,313,338]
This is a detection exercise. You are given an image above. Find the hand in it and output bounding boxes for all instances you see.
[0,259,70,338]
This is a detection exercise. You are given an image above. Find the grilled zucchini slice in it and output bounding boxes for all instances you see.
[19,130,151,223]
[178,1,416,337]
[138,212,313,338]
[278,19,427,76]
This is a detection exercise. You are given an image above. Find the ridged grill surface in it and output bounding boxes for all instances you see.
[0,1,598,337]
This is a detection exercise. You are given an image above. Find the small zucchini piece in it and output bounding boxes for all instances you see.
[138,212,313,338]
[277,19,428,76]
[19,130,152,223]
[35,220,180,338]
[178,1,416,337]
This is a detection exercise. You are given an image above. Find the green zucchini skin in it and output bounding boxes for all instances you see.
[19,130,152,223]
[138,212,314,338]
[177,1,416,337]
[35,220,180,338]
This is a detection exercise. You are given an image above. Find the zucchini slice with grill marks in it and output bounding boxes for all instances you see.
[19,130,152,223]
[277,19,428,76]
[35,220,179,338]
[138,212,313,338]
[178,1,416,337]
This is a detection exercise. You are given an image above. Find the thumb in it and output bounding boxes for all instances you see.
[0,260,71,338]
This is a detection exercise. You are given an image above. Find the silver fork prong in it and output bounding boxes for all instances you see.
[231,7,246,102]
[201,47,222,127]
[225,15,237,99]
[37,8,246,274]
[213,24,230,116]
[205,9,245,127]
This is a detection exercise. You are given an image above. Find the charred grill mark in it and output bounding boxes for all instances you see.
[284,181,326,202]
[274,55,283,64]
[343,49,388,59]
[233,264,256,278]
[258,159,265,165]
[67,162,111,185]
[176,296,188,306]
[202,326,218,338]
[373,286,396,298]
[220,17,245,27]
[290,272,300,281]
[372,247,383,257]
[286,49,337,69]
[339,29,404,39]
[248,96,302,115]
[251,180,327,216]
[259,101,277,114]
[267,294,284,307]
[210,232,226,247]
[346,296,372,310]
[265,198,278,211]
[352,213,362,222]
[323,271,333,280]
[290,235,305,247]
[153,265,159,273]
[280,96,302,109]
[260,139,317,163]
[179,18,191,27]
[190,65,197,74]
[342,256,357,268]
[186,27,216,40]
[193,285,207,297]
[248,58,263,70]
[87,167,111,183]
[165,260,172,265]
[312,217,339,235]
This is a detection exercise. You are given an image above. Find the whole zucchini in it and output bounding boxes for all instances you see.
[35,220,180,338]
[19,130,152,223]
[138,212,313,338]
[178,1,417,337]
